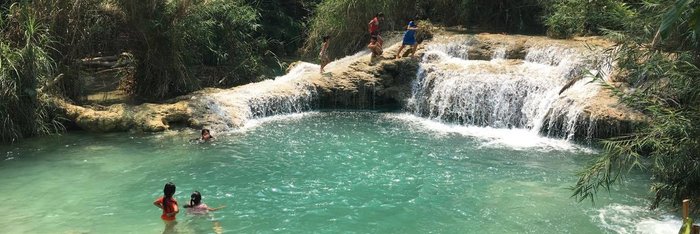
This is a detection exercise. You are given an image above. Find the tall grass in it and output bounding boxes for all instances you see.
[0,3,64,143]
[543,0,635,38]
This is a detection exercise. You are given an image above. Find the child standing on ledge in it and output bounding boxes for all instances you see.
[395,19,419,59]
[319,35,331,74]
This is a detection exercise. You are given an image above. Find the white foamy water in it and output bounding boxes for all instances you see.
[387,113,593,152]
[234,112,320,133]
[593,204,681,234]
[407,39,610,140]
[197,62,320,131]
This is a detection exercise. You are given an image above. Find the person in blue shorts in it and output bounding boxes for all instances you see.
[395,19,419,59]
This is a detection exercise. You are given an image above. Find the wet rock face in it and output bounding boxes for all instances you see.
[315,57,419,110]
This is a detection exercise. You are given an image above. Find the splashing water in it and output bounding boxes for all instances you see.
[407,38,610,140]
[196,62,320,131]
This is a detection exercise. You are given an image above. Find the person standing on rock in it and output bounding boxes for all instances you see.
[395,19,419,59]
[319,35,331,74]
[368,12,384,47]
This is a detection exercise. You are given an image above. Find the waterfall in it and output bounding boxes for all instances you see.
[197,62,320,131]
[407,38,610,140]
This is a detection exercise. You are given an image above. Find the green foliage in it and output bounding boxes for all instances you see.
[245,0,320,56]
[115,0,197,100]
[0,3,64,143]
[544,0,635,38]
[304,0,548,58]
[572,1,700,210]
[178,0,265,86]
[304,0,417,58]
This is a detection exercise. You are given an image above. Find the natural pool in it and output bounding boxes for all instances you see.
[0,112,679,233]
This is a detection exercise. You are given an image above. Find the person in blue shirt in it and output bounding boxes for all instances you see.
[395,19,419,59]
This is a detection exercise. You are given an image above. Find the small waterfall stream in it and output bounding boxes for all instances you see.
[407,38,610,140]
[198,62,320,131]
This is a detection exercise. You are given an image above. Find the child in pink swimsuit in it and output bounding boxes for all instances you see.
[184,191,225,214]
[184,191,226,233]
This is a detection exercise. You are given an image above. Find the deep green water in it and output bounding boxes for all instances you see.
[0,112,678,233]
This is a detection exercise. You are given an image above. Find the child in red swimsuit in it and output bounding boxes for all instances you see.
[154,182,179,223]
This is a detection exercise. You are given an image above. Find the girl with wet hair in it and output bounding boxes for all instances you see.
[184,191,226,234]
[153,182,179,222]
[183,191,225,214]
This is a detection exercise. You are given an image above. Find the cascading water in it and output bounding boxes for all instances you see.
[407,38,611,140]
[197,62,320,131]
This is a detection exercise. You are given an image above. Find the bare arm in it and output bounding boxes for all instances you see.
[208,205,226,211]
[153,201,162,209]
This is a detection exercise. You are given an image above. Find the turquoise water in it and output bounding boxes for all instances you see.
[0,112,677,233]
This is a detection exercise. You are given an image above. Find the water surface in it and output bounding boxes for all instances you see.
[0,112,678,233]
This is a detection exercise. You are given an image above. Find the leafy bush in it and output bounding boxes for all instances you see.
[178,0,265,86]
[544,0,635,38]
[0,3,64,143]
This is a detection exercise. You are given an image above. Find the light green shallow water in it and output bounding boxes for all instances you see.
[0,112,677,233]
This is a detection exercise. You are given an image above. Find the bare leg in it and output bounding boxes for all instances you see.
[213,220,223,234]
[395,45,405,59]
[410,45,418,57]
[162,220,177,234]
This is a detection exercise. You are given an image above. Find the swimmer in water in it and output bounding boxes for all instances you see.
[153,182,179,233]
[200,129,214,141]
[184,191,225,234]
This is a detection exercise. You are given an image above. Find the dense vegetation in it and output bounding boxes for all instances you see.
[2,0,700,214]
[569,0,700,211]
[304,0,548,57]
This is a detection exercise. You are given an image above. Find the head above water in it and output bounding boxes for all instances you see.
[190,191,202,206]
[163,182,176,197]
[370,35,378,42]
[322,35,330,42]
[376,12,384,18]
[201,128,212,140]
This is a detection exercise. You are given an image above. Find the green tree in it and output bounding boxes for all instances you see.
[572,0,700,210]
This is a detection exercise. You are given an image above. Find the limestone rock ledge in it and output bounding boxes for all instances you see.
[55,98,195,132]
